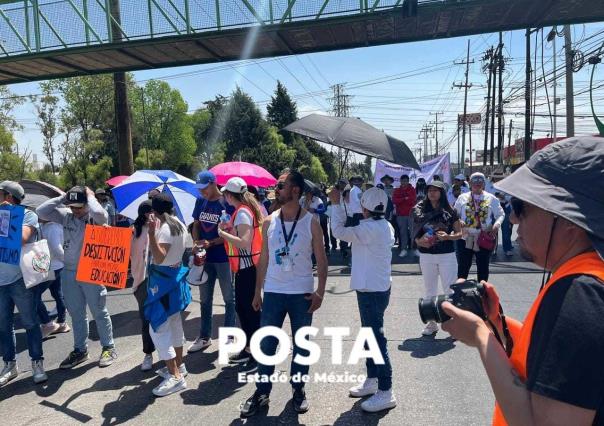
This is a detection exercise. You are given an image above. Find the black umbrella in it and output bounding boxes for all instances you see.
[282,114,420,170]
[19,180,64,209]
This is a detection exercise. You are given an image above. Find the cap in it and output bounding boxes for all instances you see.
[427,181,447,190]
[470,172,486,183]
[195,170,216,189]
[454,174,466,181]
[95,188,107,196]
[151,193,174,215]
[350,176,364,184]
[0,181,25,202]
[494,136,604,260]
[64,186,87,207]
[221,177,248,194]
[361,187,388,213]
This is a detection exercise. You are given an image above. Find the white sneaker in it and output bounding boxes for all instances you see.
[349,377,378,397]
[361,389,397,412]
[398,249,407,258]
[31,360,47,384]
[152,376,187,397]
[41,321,60,338]
[505,251,514,256]
[422,321,439,336]
[187,337,212,353]
[156,364,188,380]
[0,361,18,387]
[141,354,153,372]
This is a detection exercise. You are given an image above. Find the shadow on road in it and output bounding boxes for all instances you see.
[398,335,456,358]
[333,398,392,425]
[228,397,307,426]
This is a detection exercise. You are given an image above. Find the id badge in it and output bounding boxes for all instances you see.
[281,254,293,272]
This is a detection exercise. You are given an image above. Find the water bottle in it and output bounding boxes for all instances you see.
[220,210,231,224]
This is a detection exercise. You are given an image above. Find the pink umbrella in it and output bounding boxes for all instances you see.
[210,161,277,188]
[106,175,129,187]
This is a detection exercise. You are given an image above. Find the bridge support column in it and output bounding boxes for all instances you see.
[114,71,133,175]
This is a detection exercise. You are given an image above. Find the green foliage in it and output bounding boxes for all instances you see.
[0,86,24,131]
[0,125,28,181]
[189,108,225,169]
[134,148,166,170]
[266,81,298,133]
[130,80,196,176]
[33,82,60,173]
[59,129,113,189]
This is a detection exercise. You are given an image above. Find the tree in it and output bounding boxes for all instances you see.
[130,80,196,175]
[189,108,225,169]
[223,87,268,160]
[266,81,298,133]
[0,125,31,181]
[0,86,24,131]
[59,128,113,189]
[33,82,60,173]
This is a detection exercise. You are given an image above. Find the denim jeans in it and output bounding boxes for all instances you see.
[0,278,43,362]
[198,262,236,339]
[256,292,313,395]
[501,214,513,252]
[34,268,66,324]
[356,289,392,391]
[61,269,114,353]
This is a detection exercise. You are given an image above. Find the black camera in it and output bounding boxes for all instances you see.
[418,280,487,323]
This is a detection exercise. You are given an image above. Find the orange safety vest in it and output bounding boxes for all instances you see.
[224,205,262,273]
[492,251,604,426]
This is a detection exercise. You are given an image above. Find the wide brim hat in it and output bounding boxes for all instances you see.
[494,136,604,260]
[380,174,394,183]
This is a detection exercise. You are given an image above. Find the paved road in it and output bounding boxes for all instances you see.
[0,251,541,426]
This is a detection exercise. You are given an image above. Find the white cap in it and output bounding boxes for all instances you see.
[220,177,247,194]
[454,174,465,181]
[361,187,388,213]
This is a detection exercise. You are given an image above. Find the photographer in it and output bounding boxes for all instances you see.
[441,137,604,426]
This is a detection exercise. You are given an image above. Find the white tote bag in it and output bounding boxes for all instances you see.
[20,239,55,289]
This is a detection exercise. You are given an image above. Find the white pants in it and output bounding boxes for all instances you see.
[149,312,185,361]
[419,252,458,297]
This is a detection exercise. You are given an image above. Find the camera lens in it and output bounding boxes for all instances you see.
[418,295,450,324]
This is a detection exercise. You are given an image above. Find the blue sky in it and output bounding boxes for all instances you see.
[8,22,604,168]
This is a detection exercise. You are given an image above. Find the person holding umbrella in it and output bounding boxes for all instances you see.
[329,186,397,412]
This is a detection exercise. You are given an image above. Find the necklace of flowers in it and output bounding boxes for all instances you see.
[464,197,489,228]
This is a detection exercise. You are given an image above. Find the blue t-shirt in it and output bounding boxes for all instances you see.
[0,209,39,286]
[192,197,235,263]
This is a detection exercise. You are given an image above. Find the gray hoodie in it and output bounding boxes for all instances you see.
[37,194,109,272]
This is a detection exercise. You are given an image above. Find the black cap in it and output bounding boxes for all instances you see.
[64,186,87,207]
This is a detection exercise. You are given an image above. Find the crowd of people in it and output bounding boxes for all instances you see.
[0,135,602,424]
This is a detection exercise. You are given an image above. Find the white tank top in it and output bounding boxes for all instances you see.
[264,210,315,294]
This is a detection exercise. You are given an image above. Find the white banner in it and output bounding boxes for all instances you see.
[374,153,452,187]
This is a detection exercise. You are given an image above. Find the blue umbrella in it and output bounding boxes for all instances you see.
[111,170,198,225]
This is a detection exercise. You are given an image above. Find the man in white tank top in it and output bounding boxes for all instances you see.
[240,171,328,418]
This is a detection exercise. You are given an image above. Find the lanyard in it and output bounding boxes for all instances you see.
[280,206,301,251]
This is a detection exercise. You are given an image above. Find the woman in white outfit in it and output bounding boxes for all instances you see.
[412,181,462,336]
[329,187,397,413]
[146,194,191,397]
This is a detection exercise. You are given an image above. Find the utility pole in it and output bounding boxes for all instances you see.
[489,43,497,167]
[429,112,444,156]
[525,28,533,162]
[551,27,558,143]
[497,32,505,164]
[419,125,432,163]
[329,84,352,175]
[482,47,494,166]
[454,39,474,172]
[109,0,133,175]
[564,24,575,137]
[507,119,513,163]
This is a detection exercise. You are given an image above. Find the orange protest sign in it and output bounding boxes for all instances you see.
[76,225,132,289]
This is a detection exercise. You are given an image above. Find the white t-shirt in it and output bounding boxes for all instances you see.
[234,207,255,270]
[349,185,363,214]
[154,220,186,266]
[299,196,323,212]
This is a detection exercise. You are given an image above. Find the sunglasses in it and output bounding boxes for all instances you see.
[511,197,524,217]
[276,182,286,190]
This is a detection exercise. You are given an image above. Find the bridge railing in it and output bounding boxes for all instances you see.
[0,0,453,57]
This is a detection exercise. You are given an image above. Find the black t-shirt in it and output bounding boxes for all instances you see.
[416,209,459,255]
[526,274,604,425]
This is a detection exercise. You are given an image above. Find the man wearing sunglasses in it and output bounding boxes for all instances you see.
[37,186,116,370]
[442,137,604,426]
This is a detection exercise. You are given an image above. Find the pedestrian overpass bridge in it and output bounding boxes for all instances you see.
[0,0,603,85]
